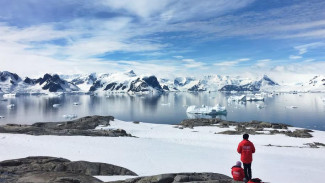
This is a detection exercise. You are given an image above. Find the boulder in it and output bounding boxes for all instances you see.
[0,156,137,183]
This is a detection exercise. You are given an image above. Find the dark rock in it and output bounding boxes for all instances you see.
[179,119,311,138]
[142,76,162,90]
[109,172,232,183]
[104,82,117,91]
[89,80,103,92]
[0,116,132,137]
[162,85,169,91]
[180,118,223,128]
[0,156,137,183]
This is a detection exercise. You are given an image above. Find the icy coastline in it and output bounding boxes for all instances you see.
[0,116,324,182]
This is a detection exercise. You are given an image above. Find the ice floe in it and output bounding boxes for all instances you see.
[246,94,264,101]
[73,102,80,106]
[53,104,61,108]
[3,93,16,98]
[186,104,227,115]
[7,104,15,109]
[286,106,298,109]
[62,114,78,119]
[227,95,246,102]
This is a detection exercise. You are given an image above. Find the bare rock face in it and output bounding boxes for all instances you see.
[179,118,313,138]
[108,172,232,183]
[0,156,137,183]
[0,115,132,137]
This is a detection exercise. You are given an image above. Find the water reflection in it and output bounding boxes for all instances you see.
[0,92,324,131]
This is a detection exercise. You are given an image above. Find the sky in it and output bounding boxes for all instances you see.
[0,0,325,82]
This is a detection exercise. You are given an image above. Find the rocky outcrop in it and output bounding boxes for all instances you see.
[179,119,313,138]
[110,172,232,183]
[0,116,132,137]
[0,156,137,183]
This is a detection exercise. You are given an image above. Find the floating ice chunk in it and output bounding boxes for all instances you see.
[53,104,61,108]
[286,106,298,109]
[3,93,16,98]
[63,114,78,119]
[7,104,15,109]
[228,95,246,102]
[47,93,62,98]
[246,94,264,101]
[256,104,265,109]
[0,116,5,119]
[186,104,227,115]
[0,99,8,102]
[73,102,80,106]
[161,103,170,106]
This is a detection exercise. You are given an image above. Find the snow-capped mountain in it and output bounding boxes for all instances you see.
[28,74,80,92]
[0,71,22,93]
[61,73,97,92]
[0,71,79,93]
[219,75,278,91]
[159,75,252,92]
[1,70,325,94]
[88,70,163,94]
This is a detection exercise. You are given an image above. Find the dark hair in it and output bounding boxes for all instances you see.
[243,134,249,140]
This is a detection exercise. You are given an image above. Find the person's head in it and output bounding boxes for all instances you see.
[236,161,241,167]
[243,133,249,140]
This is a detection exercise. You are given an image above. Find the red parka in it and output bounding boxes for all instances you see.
[231,166,245,181]
[237,139,255,163]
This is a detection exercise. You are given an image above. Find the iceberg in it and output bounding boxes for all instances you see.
[73,102,80,106]
[246,94,264,101]
[286,106,298,109]
[228,95,246,102]
[161,103,170,106]
[186,104,227,115]
[53,104,61,108]
[7,104,15,109]
[3,93,16,98]
[256,104,265,109]
[62,114,78,119]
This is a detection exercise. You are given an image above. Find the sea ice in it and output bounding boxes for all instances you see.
[53,104,61,108]
[7,104,15,109]
[3,93,16,98]
[73,102,80,106]
[62,114,78,119]
[161,103,170,106]
[246,94,264,101]
[286,106,298,109]
[186,104,227,115]
[228,95,246,102]
[256,104,265,109]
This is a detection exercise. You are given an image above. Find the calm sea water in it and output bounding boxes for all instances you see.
[0,92,325,131]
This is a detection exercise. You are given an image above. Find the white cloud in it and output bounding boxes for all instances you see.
[173,55,184,59]
[289,55,302,59]
[214,58,250,66]
[294,42,325,55]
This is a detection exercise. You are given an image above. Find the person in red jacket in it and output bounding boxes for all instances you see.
[231,161,245,181]
[237,133,255,181]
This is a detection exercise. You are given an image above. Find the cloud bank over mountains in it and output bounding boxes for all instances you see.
[0,0,324,82]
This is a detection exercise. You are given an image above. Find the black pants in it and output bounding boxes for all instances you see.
[243,163,252,180]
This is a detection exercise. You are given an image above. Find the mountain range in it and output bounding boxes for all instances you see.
[0,70,324,94]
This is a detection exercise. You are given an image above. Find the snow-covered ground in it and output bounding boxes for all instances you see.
[0,119,324,183]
